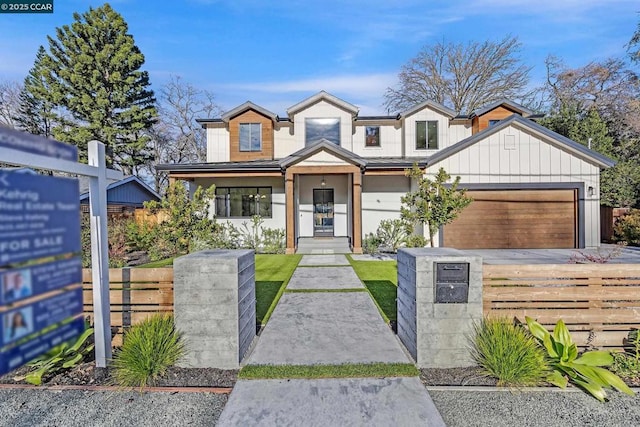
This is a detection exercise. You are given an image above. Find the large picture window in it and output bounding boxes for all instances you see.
[305,118,340,145]
[239,123,262,151]
[215,187,272,218]
[416,120,438,150]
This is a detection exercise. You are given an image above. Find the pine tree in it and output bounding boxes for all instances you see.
[15,46,55,137]
[39,3,157,172]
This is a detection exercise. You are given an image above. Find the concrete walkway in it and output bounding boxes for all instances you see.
[218,254,445,426]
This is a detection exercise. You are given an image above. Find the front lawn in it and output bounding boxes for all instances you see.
[348,255,398,322]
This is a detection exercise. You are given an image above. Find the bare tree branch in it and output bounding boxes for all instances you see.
[384,36,531,115]
[0,80,22,128]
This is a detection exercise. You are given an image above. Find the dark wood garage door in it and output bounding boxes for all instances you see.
[442,189,578,249]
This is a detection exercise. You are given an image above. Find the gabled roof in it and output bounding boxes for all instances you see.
[401,100,457,119]
[427,114,615,169]
[79,175,160,202]
[470,99,533,118]
[286,91,359,117]
[279,139,367,169]
[220,101,277,123]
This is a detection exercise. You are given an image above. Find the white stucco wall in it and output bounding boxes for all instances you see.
[427,124,602,247]
[361,176,411,236]
[206,126,230,162]
[297,174,349,238]
[191,177,286,231]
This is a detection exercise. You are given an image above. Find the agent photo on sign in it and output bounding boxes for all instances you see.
[1,269,33,304]
[3,307,33,344]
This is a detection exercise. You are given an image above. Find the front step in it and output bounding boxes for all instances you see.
[296,237,351,254]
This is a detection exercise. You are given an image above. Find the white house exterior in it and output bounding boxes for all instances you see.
[158,91,614,254]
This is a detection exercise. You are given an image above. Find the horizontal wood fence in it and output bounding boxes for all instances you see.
[484,264,640,350]
[82,268,174,346]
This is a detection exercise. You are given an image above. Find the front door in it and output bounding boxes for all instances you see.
[313,188,334,237]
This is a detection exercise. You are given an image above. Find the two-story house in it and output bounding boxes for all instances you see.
[157,91,613,254]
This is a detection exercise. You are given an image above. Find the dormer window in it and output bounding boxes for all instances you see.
[239,123,262,151]
[305,118,340,145]
[416,120,438,150]
[488,119,501,127]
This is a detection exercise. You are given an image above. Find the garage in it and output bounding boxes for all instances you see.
[442,189,578,249]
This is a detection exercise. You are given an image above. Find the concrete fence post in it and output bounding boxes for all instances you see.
[174,249,256,369]
[397,248,483,368]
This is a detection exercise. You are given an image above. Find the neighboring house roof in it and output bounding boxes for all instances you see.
[427,114,615,169]
[470,98,534,118]
[79,175,161,206]
[280,139,368,169]
[220,101,277,123]
[401,100,457,119]
[286,91,359,117]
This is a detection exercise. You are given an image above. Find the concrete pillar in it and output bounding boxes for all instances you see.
[174,249,256,369]
[397,248,482,368]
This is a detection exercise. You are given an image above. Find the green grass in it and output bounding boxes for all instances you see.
[138,257,176,268]
[239,363,419,380]
[255,254,302,325]
[284,288,367,293]
[347,255,398,322]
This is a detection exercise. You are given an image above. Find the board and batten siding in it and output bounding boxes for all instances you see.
[206,126,230,162]
[427,125,601,247]
[351,122,403,158]
[273,124,297,159]
[293,100,355,151]
[403,108,459,157]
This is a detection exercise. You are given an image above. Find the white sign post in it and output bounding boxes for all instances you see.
[1,129,122,368]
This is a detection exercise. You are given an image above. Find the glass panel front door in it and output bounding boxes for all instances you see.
[313,188,334,237]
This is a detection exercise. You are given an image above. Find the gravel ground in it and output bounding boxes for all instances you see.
[428,388,640,427]
[0,389,228,427]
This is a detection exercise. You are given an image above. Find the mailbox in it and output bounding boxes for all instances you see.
[435,263,469,303]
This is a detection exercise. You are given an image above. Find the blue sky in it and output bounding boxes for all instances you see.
[0,0,638,115]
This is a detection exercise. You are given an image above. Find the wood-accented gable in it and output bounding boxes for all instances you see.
[472,105,522,134]
[229,109,275,162]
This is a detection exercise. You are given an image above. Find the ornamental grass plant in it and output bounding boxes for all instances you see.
[470,316,548,387]
[112,314,185,389]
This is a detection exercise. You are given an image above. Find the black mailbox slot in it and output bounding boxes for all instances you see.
[435,262,470,303]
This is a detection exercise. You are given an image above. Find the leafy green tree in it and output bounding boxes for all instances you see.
[37,3,156,172]
[401,165,472,247]
[15,46,55,137]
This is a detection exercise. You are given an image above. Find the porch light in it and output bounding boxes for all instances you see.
[588,186,594,197]
[321,176,326,187]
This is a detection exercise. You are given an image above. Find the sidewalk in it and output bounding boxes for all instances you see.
[217,254,445,426]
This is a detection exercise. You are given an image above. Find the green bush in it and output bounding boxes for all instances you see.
[376,219,410,252]
[404,234,428,248]
[526,317,634,401]
[81,213,135,267]
[612,329,640,381]
[26,326,95,385]
[470,317,548,387]
[363,233,382,255]
[613,209,640,246]
[112,314,185,389]
[261,227,286,254]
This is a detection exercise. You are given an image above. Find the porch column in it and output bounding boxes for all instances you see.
[352,171,363,254]
[285,170,296,254]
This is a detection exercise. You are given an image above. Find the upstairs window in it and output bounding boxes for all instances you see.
[365,126,381,147]
[416,120,438,150]
[239,123,262,151]
[488,119,501,127]
[305,118,340,145]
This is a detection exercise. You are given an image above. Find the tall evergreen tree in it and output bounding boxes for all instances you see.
[15,46,55,137]
[39,3,156,172]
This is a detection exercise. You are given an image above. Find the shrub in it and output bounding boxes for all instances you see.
[470,317,548,387]
[261,227,286,254]
[613,209,640,246]
[611,329,640,381]
[376,219,410,252]
[404,234,428,248]
[112,314,185,389]
[26,326,95,385]
[526,317,634,401]
[81,213,136,267]
[363,233,382,255]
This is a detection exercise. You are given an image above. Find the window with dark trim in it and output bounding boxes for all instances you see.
[365,126,380,147]
[305,118,340,145]
[239,123,262,151]
[488,119,501,127]
[416,120,438,150]
[215,187,272,218]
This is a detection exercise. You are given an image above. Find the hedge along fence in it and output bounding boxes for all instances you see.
[484,264,640,351]
[82,268,173,346]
